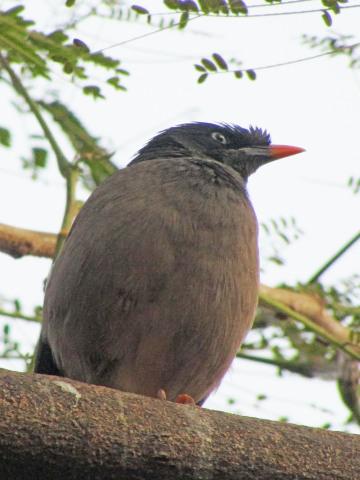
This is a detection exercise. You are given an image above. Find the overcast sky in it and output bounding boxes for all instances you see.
[0,0,359,432]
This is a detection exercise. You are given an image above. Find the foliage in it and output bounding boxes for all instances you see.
[0,6,129,97]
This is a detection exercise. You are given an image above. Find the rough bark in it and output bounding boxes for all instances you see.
[0,369,358,480]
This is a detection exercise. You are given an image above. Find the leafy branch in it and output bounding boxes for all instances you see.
[0,54,78,255]
[193,44,359,83]
[0,308,41,324]
[0,6,129,98]
[259,286,360,361]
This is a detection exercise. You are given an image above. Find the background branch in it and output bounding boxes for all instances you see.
[307,230,360,284]
[0,55,80,257]
[0,223,56,259]
[259,285,360,361]
[0,54,70,178]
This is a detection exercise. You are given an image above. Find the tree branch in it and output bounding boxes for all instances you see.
[0,56,80,257]
[0,223,56,259]
[0,307,41,323]
[54,165,80,257]
[0,54,70,178]
[236,352,315,377]
[307,230,360,284]
[0,369,358,480]
[259,285,360,361]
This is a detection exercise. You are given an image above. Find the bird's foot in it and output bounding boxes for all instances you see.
[175,393,196,405]
[156,389,196,405]
[157,388,167,401]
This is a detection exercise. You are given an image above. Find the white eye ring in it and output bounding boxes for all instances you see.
[211,132,227,144]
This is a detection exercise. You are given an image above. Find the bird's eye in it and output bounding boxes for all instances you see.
[211,132,227,144]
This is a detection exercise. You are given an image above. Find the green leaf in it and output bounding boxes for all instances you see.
[198,0,210,14]
[179,11,189,29]
[180,1,199,12]
[0,26,48,77]
[246,69,256,80]
[194,64,206,72]
[4,6,25,16]
[198,0,227,14]
[0,127,11,147]
[164,0,180,9]
[322,10,332,26]
[48,30,68,44]
[116,68,130,76]
[321,0,340,11]
[131,5,150,15]
[212,52,228,70]
[106,76,127,91]
[229,0,248,15]
[278,416,289,423]
[38,100,117,185]
[73,38,90,53]
[321,422,331,430]
[234,70,243,79]
[32,147,48,168]
[256,394,267,401]
[65,0,77,6]
[63,62,74,74]
[201,57,217,71]
[83,85,105,99]
[14,299,21,312]
[197,73,208,84]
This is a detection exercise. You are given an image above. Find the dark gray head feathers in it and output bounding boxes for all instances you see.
[130,122,272,180]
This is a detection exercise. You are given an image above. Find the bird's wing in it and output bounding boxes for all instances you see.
[33,336,62,376]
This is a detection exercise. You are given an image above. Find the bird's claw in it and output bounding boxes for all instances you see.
[156,389,196,405]
[175,393,196,405]
[157,388,167,401]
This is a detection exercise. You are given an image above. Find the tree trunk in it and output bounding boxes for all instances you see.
[0,369,358,479]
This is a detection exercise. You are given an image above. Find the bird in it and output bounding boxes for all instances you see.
[34,122,304,405]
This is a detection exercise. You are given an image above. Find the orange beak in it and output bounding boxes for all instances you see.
[270,145,305,160]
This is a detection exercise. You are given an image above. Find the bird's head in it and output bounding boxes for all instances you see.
[130,122,304,180]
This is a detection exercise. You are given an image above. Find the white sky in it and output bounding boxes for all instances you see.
[0,0,359,432]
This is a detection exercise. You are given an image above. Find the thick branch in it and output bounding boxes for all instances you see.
[0,223,56,259]
[0,369,358,480]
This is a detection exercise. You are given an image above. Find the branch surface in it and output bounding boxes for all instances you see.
[0,369,359,480]
[0,223,56,258]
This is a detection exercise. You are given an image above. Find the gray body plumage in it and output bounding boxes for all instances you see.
[35,122,302,403]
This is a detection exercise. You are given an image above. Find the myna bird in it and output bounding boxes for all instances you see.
[34,122,304,405]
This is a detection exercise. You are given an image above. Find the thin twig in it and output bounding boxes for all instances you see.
[308,231,360,284]
[0,308,41,323]
[0,54,70,178]
[236,352,314,377]
[55,166,80,257]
